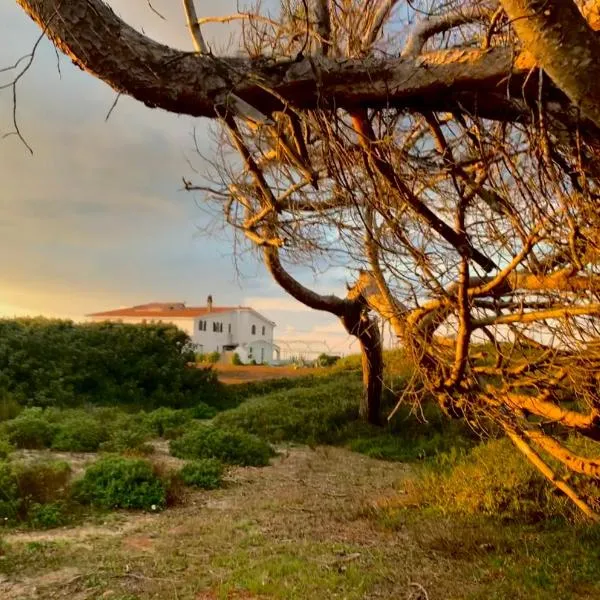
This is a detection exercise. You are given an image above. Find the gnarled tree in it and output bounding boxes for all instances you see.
[11,0,600,516]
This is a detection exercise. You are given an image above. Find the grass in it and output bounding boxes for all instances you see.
[2,446,599,599]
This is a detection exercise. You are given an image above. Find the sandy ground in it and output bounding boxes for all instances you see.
[212,365,317,385]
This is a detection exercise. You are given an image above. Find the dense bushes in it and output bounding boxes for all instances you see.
[178,459,224,489]
[73,456,166,510]
[170,426,274,466]
[0,318,222,409]
[214,375,363,444]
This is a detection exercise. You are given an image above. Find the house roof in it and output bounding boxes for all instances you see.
[87,302,251,319]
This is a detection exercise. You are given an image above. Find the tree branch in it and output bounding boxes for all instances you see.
[16,0,534,121]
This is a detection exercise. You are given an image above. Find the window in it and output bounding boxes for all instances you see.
[228,323,231,334]
[251,325,256,335]
[213,322,223,333]
[198,320,207,331]
[262,326,265,335]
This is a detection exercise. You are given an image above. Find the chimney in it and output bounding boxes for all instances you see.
[207,295,213,312]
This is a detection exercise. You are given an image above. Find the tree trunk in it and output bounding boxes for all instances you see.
[263,247,383,424]
[358,316,383,426]
[341,309,383,426]
[500,0,600,129]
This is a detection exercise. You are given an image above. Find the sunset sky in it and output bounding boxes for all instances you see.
[0,1,362,355]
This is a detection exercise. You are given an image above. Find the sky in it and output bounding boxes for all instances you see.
[0,1,362,356]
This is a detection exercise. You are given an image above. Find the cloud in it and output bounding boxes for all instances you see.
[0,1,364,351]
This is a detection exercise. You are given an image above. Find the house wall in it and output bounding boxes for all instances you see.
[89,308,277,363]
[190,313,235,353]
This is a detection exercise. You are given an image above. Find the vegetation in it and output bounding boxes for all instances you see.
[178,459,224,490]
[73,456,166,510]
[0,318,221,410]
[170,425,275,467]
[0,460,72,525]
[214,375,362,445]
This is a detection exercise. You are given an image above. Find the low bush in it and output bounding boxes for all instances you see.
[0,460,72,524]
[145,408,190,437]
[213,375,362,445]
[170,426,274,466]
[4,410,56,449]
[73,456,166,510]
[231,352,242,366]
[28,502,69,529]
[179,459,224,489]
[52,416,109,452]
[412,438,572,522]
[189,402,217,420]
[99,413,153,454]
[0,390,21,422]
[0,436,14,459]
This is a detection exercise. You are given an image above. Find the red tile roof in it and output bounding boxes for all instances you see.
[87,303,250,319]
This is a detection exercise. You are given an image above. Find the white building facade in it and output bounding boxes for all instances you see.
[87,299,279,364]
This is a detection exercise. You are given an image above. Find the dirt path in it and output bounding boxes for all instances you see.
[213,365,315,384]
[0,447,481,600]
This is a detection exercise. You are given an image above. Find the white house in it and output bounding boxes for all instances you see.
[87,297,279,364]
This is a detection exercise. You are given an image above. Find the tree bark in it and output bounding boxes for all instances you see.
[16,0,533,122]
[354,314,383,426]
[500,0,600,128]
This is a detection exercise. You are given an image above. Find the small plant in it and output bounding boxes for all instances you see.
[170,425,274,466]
[206,351,221,364]
[28,502,69,529]
[0,460,72,524]
[189,402,217,420]
[52,416,109,452]
[145,407,190,437]
[0,390,21,422]
[0,436,14,459]
[179,459,224,489]
[73,456,166,510]
[4,411,55,449]
[231,352,242,366]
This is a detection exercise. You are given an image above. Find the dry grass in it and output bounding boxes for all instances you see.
[213,365,316,385]
[1,445,599,599]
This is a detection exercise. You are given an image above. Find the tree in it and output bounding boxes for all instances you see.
[11,0,600,516]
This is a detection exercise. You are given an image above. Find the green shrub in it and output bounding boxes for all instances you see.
[73,456,166,510]
[231,353,242,366]
[0,461,20,522]
[213,375,362,445]
[412,438,572,522]
[189,402,217,420]
[0,460,72,524]
[316,353,340,367]
[332,354,362,372]
[52,416,109,452]
[0,318,221,410]
[0,390,21,422]
[4,411,55,449]
[179,459,224,489]
[0,437,14,459]
[100,413,153,453]
[170,426,274,466]
[145,408,190,437]
[28,502,69,529]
